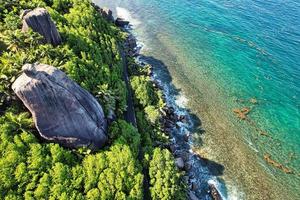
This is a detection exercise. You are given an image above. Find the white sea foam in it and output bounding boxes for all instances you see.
[227,186,245,200]
[175,94,189,108]
[116,7,141,27]
[208,179,245,200]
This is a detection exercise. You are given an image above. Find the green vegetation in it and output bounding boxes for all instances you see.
[128,55,186,199]
[0,112,143,199]
[0,0,186,199]
[149,148,186,200]
[0,0,127,115]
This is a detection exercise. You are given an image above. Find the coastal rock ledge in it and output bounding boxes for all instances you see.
[12,63,108,149]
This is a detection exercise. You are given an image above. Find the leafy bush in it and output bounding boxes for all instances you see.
[145,105,160,124]
[131,75,158,107]
[149,148,186,200]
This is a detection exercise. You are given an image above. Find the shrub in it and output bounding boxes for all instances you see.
[149,148,186,200]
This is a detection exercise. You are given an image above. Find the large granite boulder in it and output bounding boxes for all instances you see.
[12,63,108,149]
[21,8,62,46]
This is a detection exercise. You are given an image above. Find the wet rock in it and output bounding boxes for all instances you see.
[170,144,176,153]
[126,35,137,50]
[188,191,200,200]
[165,119,175,128]
[184,132,190,142]
[209,184,222,200]
[175,157,185,169]
[98,7,114,22]
[191,182,198,191]
[12,63,108,149]
[124,34,138,56]
[21,8,62,46]
[178,114,188,123]
[115,18,129,27]
[178,151,190,162]
[185,162,192,171]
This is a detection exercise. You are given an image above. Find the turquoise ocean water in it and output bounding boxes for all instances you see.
[94,0,300,199]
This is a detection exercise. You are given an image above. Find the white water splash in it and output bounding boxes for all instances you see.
[116,7,141,27]
[175,94,189,108]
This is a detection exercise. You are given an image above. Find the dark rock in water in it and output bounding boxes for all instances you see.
[209,183,222,200]
[98,7,114,22]
[126,35,137,49]
[115,17,130,27]
[185,162,192,171]
[191,182,198,191]
[21,8,62,46]
[184,132,190,142]
[170,144,176,153]
[188,191,200,200]
[12,63,108,149]
[124,34,138,56]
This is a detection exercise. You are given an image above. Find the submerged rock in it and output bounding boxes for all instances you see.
[12,63,108,149]
[233,107,250,120]
[21,8,62,46]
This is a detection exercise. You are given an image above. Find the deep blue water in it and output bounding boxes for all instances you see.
[95,0,300,198]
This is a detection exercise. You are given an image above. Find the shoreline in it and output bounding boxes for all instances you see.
[144,40,298,200]
[123,21,298,200]
[106,3,300,200]
[121,22,225,199]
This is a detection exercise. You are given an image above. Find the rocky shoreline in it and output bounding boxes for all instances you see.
[120,18,223,200]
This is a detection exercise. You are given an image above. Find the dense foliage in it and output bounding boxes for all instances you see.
[0,112,143,199]
[149,148,186,200]
[0,0,186,199]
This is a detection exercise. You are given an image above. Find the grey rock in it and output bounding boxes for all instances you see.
[188,191,200,200]
[175,157,185,169]
[170,144,176,153]
[98,7,114,22]
[184,132,190,142]
[21,8,62,46]
[12,63,107,149]
[185,162,192,171]
[115,18,129,27]
[191,182,198,191]
[126,35,137,50]
[209,183,222,200]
